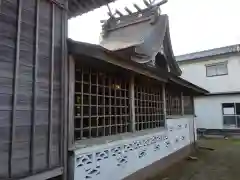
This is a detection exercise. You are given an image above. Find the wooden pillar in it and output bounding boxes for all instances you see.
[192,95,197,143]
[9,0,22,176]
[68,55,75,149]
[162,83,167,127]
[130,75,135,132]
[181,92,184,116]
[0,0,2,12]
[62,2,69,180]
[192,95,195,116]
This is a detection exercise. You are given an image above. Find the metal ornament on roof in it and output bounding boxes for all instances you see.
[100,0,169,65]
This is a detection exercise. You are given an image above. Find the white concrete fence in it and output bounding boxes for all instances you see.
[71,117,195,180]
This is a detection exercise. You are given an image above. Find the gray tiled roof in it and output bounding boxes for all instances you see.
[176,44,240,62]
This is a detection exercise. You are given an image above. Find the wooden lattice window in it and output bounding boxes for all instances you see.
[183,96,194,115]
[166,89,182,116]
[74,67,130,140]
[134,85,165,131]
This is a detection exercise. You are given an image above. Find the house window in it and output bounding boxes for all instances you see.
[183,96,194,115]
[222,103,240,128]
[206,62,228,77]
[74,67,130,140]
[166,89,182,116]
[134,84,165,131]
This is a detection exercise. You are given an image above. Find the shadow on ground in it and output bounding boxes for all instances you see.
[149,138,240,180]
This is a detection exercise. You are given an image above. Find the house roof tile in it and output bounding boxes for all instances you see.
[176,44,240,62]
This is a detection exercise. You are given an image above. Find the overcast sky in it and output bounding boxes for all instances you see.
[68,0,240,56]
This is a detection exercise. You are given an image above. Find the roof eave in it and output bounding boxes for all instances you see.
[176,44,240,63]
[177,52,239,63]
[168,76,209,95]
[68,0,117,18]
[68,39,209,95]
[68,39,169,82]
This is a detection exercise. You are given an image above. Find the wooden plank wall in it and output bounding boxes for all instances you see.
[0,0,67,179]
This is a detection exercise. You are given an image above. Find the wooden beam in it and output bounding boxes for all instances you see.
[49,0,66,9]
[133,3,141,11]
[90,0,100,6]
[124,7,132,14]
[115,10,124,17]
[155,0,168,7]
[76,0,91,10]
[143,0,151,7]
[68,0,116,18]
[107,3,114,17]
[71,0,85,12]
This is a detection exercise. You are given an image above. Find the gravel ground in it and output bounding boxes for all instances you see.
[149,138,240,180]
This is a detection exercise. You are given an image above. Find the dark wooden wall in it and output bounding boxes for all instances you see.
[0,0,67,179]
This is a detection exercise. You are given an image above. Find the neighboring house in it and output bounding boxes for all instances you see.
[176,44,240,132]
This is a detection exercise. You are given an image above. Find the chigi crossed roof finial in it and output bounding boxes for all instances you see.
[101,0,168,36]
[104,0,167,19]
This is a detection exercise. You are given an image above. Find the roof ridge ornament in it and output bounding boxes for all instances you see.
[103,0,167,19]
[99,0,182,76]
[101,0,167,36]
